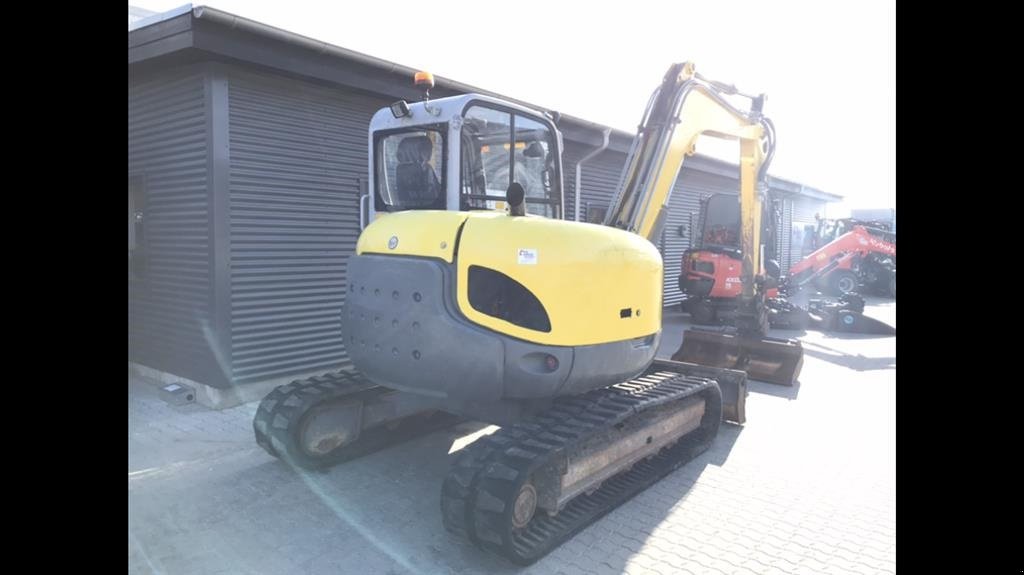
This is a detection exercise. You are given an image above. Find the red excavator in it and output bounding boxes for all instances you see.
[678,193,895,334]
[792,216,896,298]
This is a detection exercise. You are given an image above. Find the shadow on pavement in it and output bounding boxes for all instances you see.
[749,378,801,400]
[802,341,895,372]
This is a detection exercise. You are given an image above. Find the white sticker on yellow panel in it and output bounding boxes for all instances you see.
[517,248,538,265]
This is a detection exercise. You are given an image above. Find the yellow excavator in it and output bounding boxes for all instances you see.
[253,62,802,564]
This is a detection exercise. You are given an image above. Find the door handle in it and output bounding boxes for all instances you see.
[360,193,369,230]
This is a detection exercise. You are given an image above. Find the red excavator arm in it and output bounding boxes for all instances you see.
[787,225,896,291]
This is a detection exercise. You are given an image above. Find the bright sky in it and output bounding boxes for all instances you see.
[134,1,895,214]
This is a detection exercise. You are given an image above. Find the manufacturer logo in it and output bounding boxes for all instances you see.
[388,236,399,249]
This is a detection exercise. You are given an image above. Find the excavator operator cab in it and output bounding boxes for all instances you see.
[363,89,564,228]
[697,193,742,251]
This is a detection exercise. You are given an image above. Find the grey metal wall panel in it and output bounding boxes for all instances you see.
[578,149,627,219]
[781,198,794,271]
[788,197,825,270]
[129,68,222,384]
[561,141,631,223]
[793,197,824,223]
[227,69,389,384]
[559,142,584,221]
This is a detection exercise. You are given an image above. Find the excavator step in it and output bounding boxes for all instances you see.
[673,327,804,386]
[441,363,725,565]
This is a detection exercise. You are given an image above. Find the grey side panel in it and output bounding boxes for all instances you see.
[129,66,224,386]
[226,68,389,385]
[343,255,506,401]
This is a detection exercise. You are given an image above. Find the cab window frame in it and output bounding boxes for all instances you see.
[459,101,561,218]
[372,123,448,213]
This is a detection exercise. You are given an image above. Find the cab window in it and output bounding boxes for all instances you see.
[460,105,559,217]
[375,127,446,212]
[701,194,740,248]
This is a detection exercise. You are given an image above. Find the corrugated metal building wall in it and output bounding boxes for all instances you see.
[226,69,389,384]
[779,198,794,271]
[782,196,829,270]
[793,197,824,223]
[559,144,585,222]
[576,150,626,222]
[128,67,225,386]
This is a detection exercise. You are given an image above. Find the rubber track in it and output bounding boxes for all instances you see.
[253,370,460,470]
[441,369,722,565]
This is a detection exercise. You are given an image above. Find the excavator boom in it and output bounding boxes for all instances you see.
[605,62,803,385]
[790,225,896,282]
[606,62,770,300]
